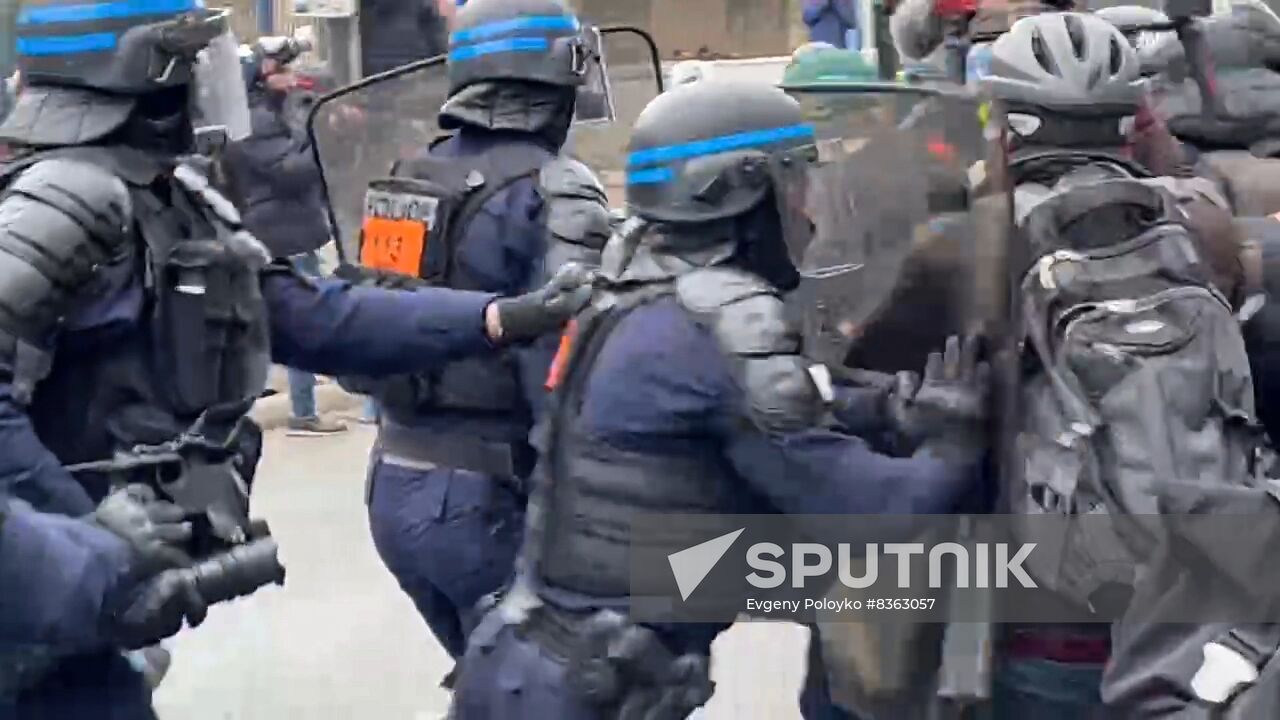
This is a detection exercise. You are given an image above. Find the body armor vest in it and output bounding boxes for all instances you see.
[530,286,751,603]
[352,140,551,432]
[2,148,270,475]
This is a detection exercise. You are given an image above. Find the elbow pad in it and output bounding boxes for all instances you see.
[677,267,825,434]
[0,159,132,345]
[539,156,611,279]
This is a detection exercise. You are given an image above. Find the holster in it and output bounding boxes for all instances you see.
[523,609,715,720]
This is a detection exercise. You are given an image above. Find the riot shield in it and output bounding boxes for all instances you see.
[789,87,1014,716]
[306,25,661,265]
[308,56,450,264]
[793,87,1013,377]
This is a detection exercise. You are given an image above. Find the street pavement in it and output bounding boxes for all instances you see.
[153,425,809,719]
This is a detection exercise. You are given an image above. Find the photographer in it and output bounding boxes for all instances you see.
[223,38,346,437]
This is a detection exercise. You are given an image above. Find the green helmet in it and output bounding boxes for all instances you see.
[780,46,896,124]
[779,45,879,90]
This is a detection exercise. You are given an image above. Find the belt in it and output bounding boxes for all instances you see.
[1005,629,1111,665]
[378,422,534,479]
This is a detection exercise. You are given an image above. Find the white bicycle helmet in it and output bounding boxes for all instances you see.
[984,13,1143,147]
[986,12,1142,108]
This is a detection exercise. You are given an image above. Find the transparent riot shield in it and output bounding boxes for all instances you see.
[791,87,1012,377]
[787,87,1014,716]
[567,26,664,210]
[307,25,661,266]
[307,56,450,264]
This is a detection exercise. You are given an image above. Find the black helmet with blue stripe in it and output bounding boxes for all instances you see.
[626,79,817,226]
[4,0,250,146]
[446,0,592,96]
[17,0,229,93]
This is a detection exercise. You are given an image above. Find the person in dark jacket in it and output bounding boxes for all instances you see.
[225,44,347,436]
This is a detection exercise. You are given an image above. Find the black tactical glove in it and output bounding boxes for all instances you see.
[489,262,596,344]
[906,335,990,464]
[108,568,210,650]
[93,485,193,577]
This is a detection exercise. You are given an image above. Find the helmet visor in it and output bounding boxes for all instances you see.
[191,18,251,142]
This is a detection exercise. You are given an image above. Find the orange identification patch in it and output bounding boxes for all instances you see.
[360,217,426,276]
[545,318,579,391]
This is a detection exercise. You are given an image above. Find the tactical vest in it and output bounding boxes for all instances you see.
[1,147,270,474]
[527,264,805,604]
[346,139,564,480]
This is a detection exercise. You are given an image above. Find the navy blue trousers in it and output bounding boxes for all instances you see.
[366,457,525,659]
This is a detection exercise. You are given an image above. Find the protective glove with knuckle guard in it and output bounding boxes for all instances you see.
[905,335,991,464]
[491,262,596,344]
[92,485,194,578]
[106,568,209,650]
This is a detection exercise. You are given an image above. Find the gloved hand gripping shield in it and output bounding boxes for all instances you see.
[786,86,1014,381]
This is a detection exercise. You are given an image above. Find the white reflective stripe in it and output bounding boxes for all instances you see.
[807,364,835,404]
[379,454,436,471]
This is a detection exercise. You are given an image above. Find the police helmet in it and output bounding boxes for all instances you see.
[984,13,1142,145]
[7,0,250,145]
[17,0,233,94]
[446,0,593,96]
[625,79,816,250]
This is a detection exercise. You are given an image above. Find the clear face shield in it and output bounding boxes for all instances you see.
[571,26,616,125]
[190,15,252,143]
[767,144,821,271]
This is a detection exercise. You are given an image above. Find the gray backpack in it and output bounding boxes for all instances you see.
[1010,161,1270,610]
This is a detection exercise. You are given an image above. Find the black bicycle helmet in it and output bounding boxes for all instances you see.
[985,12,1143,146]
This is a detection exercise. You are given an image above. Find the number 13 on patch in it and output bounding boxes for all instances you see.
[360,217,427,276]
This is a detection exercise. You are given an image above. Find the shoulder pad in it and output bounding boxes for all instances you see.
[8,158,132,243]
[676,267,796,354]
[540,156,611,252]
[676,267,820,433]
[0,159,133,355]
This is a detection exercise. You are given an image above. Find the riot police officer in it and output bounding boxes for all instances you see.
[449,79,991,719]
[0,0,589,716]
[352,0,611,671]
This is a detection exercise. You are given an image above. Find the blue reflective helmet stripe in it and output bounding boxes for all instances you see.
[448,37,550,62]
[626,124,816,186]
[18,0,202,26]
[626,167,675,185]
[627,124,816,170]
[17,32,118,55]
[449,15,578,44]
